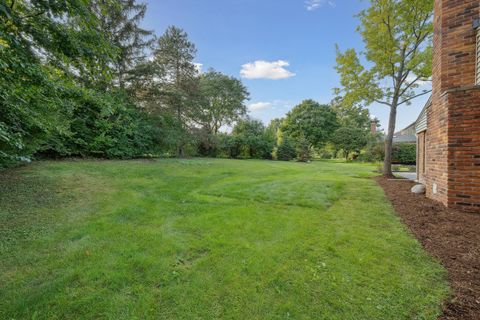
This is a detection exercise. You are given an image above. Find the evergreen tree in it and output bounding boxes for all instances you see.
[151,26,199,157]
[277,137,297,161]
[91,0,155,89]
[296,133,311,162]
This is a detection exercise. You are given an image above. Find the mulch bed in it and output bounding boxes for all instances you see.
[375,177,480,320]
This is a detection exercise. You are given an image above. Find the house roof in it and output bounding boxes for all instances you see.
[393,122,417,143]
[393,134,417,143]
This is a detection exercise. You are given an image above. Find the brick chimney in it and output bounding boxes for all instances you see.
[370,118,378,135]
[425,0,480,211]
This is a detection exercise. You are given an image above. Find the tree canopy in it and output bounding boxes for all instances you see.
[282,100,339,149]
[335,0,433,175]
[197,70,249,134]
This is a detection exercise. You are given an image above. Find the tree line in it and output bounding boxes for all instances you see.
[1,0,431,170]
[0,0,376,167]
[197,98,379,163]
[0,0,251,167]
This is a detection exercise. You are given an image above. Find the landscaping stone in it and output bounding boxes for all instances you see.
[411,184,426,194]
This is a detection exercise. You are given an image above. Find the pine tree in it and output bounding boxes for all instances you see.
[296,133,311,162]
[90,0,155,89]
[151,26,199,157]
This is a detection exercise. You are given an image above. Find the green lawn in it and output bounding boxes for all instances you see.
[0,159,448,319]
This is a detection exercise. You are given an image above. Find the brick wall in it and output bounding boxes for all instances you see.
[426,0,480,211]
[447,88,480,210]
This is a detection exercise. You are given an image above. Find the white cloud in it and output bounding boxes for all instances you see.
[194,63,203,74]
[240,60,296,80]
[249,102,273,111]
[305,0,336,11]
[248,100,295,112]
[405,74,431,87]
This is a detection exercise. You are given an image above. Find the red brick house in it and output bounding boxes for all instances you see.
[415,0,480,211]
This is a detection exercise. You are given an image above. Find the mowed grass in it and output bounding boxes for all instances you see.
[0,159,448,319]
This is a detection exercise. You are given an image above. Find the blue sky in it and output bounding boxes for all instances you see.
[142,0,430,132]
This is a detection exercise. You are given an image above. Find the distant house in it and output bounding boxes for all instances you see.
[393,122,416,144]
[414,96,430,184]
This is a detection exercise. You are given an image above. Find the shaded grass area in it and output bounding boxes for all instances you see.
[0,159,448,319]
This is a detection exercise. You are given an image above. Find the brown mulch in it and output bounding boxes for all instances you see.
[375,177,480,320]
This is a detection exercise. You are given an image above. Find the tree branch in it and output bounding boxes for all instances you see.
[398,90,431,106]
[19,10,46,20]
[374,99,392,107]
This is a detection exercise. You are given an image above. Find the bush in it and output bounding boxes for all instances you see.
[318,150,334,159]
[40,89,159,159]
[392,143,416,165]
[296,134,311,162]
[277,137,297,161]
[361,134,385,162]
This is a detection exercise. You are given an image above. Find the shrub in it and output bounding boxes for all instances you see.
[296,134,311,162]
[392,143,416,165]
[361,134,385,162]
[277,137,297,161]
[39,89,159,159]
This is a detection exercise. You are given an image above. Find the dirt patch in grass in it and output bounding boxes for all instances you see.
[375,177,480,320]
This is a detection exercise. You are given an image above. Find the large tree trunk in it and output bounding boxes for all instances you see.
[383,104,397,177]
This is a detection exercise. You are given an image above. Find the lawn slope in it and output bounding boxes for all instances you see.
[0,159,448,319]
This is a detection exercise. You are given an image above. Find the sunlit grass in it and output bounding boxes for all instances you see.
[0,159,448,319]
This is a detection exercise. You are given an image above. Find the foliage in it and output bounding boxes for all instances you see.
[0,0,163,166]
[392,143,416,165]
[197,70,249,134]
[282,100,339,149]
[231,118,275,159]
[296,133,311,162]
[334,0,433,175]
[0,0,117,166]
[331,127,368,160]
[149,26,199,157]
[277,136,297,161]
[91,0,156,90]
[331,96,372,130]
[40,89,159,159]
[362,139,385,162]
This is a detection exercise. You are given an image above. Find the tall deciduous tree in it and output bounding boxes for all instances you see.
[151,26,199,157]
[0,0,117,165]
[334,0,433,176]
[331,127,368,161]
[282,100,339,149]
[197,70,249,134]
[330,97,372,131]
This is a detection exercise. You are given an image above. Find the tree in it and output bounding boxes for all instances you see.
[282,100,339,149]
[231,118,275,159]
[331,127,368,161]
[197,70,249,134]
[150,26,199,157]
[91,0,155,90]
[334,0,432,176]
[296,133,311,162]
[277,136,296,161]
[331,96,371,131]
[0,0,117,166]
